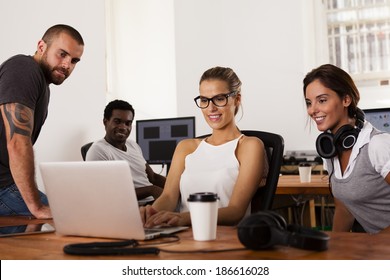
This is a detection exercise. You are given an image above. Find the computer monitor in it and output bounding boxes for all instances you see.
[136,117,196,165]
[363,108,390,133]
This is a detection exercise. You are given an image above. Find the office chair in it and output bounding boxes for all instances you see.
[198,130,284,213]
[81,142,94,161]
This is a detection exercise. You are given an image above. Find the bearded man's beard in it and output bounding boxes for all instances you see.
[39,53,69,85]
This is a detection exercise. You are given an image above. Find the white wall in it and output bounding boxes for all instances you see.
[6,0,384,190]
[0,0,107,188]
[107,0,390,155]
[106,0,177,124]
[107,0,317,171]
[174,0,319,152]
[108,0,321,152]
[0,1,323,192]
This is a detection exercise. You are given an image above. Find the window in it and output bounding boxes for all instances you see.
[320,0,390,83]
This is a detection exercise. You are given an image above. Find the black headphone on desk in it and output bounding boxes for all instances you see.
[315,108,365,159]
[237,211,329,251]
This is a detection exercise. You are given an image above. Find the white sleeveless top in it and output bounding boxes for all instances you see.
[179,135,250,216]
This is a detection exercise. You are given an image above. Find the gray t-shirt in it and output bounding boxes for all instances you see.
[0,55,50,187]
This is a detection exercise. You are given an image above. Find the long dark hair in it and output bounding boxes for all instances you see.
[303,64,360,118]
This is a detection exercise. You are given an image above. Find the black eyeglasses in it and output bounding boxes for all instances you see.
[194,92,237,109]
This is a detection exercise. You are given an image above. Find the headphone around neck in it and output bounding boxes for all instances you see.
[237,211,329,251]
[315,109,365,159]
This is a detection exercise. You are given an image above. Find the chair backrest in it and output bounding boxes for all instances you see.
[241,130,284,212]
[197,130,284,213]
[81,142,94,161]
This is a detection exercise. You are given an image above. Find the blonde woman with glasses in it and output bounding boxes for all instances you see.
[141,66,266,227]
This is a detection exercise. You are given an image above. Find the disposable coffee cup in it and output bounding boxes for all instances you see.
[298,163,312,183]
[187,192,219,241]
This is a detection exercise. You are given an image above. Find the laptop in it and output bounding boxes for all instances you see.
[39,160,187,240]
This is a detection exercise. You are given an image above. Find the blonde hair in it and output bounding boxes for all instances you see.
[199,66,242,115]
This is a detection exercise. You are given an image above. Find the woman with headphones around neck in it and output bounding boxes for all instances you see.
[140,66,266,227]
[304,64,390,234]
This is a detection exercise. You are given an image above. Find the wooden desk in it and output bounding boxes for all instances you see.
[276,175,331,228]
[276,175,330,195]
[1,216,390,260]
[281,164,324,175]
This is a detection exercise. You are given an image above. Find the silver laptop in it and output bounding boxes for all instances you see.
[39,160,187,240]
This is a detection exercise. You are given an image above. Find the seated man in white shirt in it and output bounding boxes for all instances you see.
[86,99,165,201]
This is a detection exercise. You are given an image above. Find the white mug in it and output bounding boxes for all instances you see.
[298,163,312,183]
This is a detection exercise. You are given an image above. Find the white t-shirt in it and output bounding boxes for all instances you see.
[86,138,151,188]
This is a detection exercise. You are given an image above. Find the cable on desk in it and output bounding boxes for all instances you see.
[63,234,247,256]
[63,235,179,256]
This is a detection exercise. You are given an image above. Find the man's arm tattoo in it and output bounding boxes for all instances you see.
[3,103,33,139]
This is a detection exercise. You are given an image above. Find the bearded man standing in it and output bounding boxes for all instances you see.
[0,24,84,219]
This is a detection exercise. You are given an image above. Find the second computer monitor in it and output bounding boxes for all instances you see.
[363,108,390,133]
[136,116,196,165]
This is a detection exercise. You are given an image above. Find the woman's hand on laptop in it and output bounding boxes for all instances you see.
[143,210,185,228]
[140,205,158,225]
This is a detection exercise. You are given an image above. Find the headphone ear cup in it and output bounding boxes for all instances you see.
[237,211,287,250]
[333,124,358,150]
[264,210,287,229]
[237,211,330,251]
[286,224,329,251]
[316,132,336,159]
